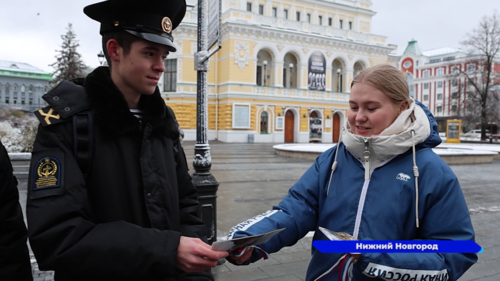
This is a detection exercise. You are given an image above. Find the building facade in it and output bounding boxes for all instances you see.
[399,40,500,134]
[0,61,51,112]
[164,0,395,143]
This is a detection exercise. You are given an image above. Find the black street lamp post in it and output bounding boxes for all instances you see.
[192,0,221,245]
[97,51,105,66]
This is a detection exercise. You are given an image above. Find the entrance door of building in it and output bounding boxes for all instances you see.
[285,110,295,143]
[332,113,340,143]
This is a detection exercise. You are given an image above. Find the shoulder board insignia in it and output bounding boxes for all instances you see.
[33,156,61,191]
[34,107,67,126]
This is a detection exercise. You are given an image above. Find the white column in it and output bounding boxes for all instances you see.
[325,65,332,91]
[299,61,308,89]
[345,67,354,92]
[273,60,284,87]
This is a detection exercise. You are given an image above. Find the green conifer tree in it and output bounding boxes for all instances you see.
[50,23,87,88]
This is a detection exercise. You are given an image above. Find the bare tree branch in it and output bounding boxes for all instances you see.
[459,10,500,140]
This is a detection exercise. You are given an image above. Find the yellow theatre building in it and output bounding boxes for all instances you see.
[161,0,395,143]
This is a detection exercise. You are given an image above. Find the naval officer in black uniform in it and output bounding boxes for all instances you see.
[27,0,228,280]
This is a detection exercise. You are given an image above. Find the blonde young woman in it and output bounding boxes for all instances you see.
[226,65,477,281]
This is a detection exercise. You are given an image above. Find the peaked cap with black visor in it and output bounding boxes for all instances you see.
[84,0,186,52]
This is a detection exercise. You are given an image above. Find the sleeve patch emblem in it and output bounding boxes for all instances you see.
[33,156,61,190]
[34,107,64,126]
[38,108,60,124]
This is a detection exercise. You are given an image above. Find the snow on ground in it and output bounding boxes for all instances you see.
[274,142,500,156]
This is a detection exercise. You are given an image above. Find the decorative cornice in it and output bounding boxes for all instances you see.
[221,23,392,56]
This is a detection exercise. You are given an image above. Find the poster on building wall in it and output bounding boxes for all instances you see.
[309,117,322,142]
[308,51,326,91]
[232,104,250,128]
[325,119,332,128]
[276,117,284,130]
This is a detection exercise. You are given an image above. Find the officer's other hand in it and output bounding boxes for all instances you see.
[175,236,228,272]
[227,246,253,264]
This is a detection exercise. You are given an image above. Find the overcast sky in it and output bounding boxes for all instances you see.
[1,0,498,73]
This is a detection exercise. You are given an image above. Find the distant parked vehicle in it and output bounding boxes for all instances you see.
[461,130,490,141]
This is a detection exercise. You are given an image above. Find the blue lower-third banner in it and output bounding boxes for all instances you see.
[312,240,483,253]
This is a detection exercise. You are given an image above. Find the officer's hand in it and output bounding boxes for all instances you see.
[175,236,228,272]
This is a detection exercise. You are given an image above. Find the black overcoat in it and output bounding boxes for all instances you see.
[27,67,211,281]
[0,141,32,281]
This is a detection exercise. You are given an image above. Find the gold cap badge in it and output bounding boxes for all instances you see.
[162,17,172,33]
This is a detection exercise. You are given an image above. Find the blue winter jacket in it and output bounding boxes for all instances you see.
[227,103,477,281]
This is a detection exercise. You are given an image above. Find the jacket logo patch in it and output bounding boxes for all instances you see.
[33,157,61,190]
[38,108,60,125]
[396,173,411,182]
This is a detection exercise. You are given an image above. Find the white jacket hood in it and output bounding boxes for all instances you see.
[342,99,431,168]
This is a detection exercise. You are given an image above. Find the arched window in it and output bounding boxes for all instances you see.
[260,111,269,133]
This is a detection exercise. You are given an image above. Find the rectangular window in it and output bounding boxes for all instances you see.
[259,4,264,15]
[452,79,458,86]
[328,17,332,26]
[246,2,251,12]
[451,105,457,112]
[163,59,177,92]
[452,92,458,99]
[296,11,300,21]
[423,70,430,78]
[423,95,429,101]
[349,21,352,30]
[437,81,443,88]
[424,83,429,90]
[467,64,476,72]
[318,15,323,25]
[272,7,277,17]
[437,93,443,100]
[307,13,311,23]
[437,68,444,76]
[284,9,288,19]
[437,106,442,113]
[339,19,343,29]
[452,66,459,74]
